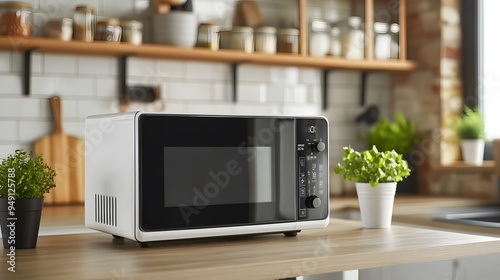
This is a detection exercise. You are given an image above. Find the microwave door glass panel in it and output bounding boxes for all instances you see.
[163,147,274,207]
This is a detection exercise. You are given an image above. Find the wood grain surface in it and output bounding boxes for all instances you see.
[1,218,500,280]
[33,96,85,205]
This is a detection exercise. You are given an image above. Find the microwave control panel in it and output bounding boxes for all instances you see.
[296,119,328,221]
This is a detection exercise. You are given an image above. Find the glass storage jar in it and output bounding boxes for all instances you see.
[73,5,96,42]
[329,26,342,57]
[254,26,276,54]
[46,18,73,41]
[389,23,400,59]
[219,26,253,53]
[95,19,122,42]
[196,23,219,50]
[277,28,299,54]
[309,20,330,57]
[121,20,142,45]
[374,22,391,59]
[0,2,32,37]
[341,16,364,60]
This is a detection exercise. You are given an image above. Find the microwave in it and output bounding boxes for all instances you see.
[85,112,329,247]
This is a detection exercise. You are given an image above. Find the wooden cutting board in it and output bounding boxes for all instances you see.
[34,96,85,205]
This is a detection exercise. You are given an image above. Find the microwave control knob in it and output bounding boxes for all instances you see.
[305,195,321,209]
[312,141,326,152]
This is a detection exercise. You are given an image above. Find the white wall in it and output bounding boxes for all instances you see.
[0,0,392,193]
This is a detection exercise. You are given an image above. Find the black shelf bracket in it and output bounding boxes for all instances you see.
[321,69,331,110]
[23,48,37,96]
[118,55,132,105]
[360,71,369,106]
[231,63,238,103]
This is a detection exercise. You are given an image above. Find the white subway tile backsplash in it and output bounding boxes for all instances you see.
[0,75,22,95]
[45,54,78,74]
[238,83,267,103]
[101,0,135,18]
[232,104,281,116]
[96,79,118,97]
[39,0,99,18]
[0,52,11,72]
[212,82,231,101]
[19,121,52,142]
[31,76,55,95]
[299,68,321,85]
[328,86,359,104]
[282,104,321,116]
[157,61,186,79]
[61,122,85,139]
[0,98,40,118]
[128,58,158,78]
[186,62,229,81]
[78,100,118,118]
[239,65,273,82]
[169,82,212,101]
[163,102,187,114]
[328,71,360,85]
[186,103,235,115]
[79,56,116,76]
[55,77,95,97]
[270,67,300,84]
[0,121,18,141]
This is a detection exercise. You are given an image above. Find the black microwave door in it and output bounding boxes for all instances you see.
[138,115,297,231]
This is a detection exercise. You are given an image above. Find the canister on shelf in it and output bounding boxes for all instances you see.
[196,23,219,50]
[73,5,96,42]
[0,2,32,37]
[329,26,342,57]
[374,22,391,60]
[341,16,364,60]
[219,26,253,53]
[254,26,276,54]
[46,18,73,41]
[121,20,143,45]
[309,20,330,57]
[95,19,122,42]
[277,28,299,54]
[390,23,400,59]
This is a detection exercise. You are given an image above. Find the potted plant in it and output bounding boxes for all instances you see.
[453,106,485,165]
[0,149,56,249]
[365,112,419,193]
[334,146,411,228]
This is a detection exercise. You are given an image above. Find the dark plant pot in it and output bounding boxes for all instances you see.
[0,198,44,249]
[397,154,418,194]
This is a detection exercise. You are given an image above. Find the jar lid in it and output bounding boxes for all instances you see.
[75,5,96,14]
[347,16,362,28]
[47,18,73,25]
[277,28,299,36]
[390,23,400,33]
[121,20,143,29]
[231,26,253,33]
[198,23,220,32]
[254,26,277,34]
[97,18,120,27]
[374,22,389,33]
[311,20,329,32]
[0,2,32,9]
[330,26,340,36]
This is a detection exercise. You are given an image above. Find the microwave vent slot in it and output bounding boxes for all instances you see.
[94,194,117,227]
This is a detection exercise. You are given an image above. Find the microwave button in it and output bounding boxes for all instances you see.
[299,209,307,217]
[305,195,321,209]
[312,141,326,152]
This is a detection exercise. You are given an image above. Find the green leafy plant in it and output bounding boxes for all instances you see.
[366,112,418,155]
[0,150,56,199]
[453,106,485,140]
[334,146,411,187]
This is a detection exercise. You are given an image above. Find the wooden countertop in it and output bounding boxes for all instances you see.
[2,218,500,279]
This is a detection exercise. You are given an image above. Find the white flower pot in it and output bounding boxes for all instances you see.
[355,182,397,228]
[460,139,485,165]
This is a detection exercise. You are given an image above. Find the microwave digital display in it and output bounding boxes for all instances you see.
[164,147,274,207]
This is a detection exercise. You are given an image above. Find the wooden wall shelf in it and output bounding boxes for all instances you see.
[0,37,419,71]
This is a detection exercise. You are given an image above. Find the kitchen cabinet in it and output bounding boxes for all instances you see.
[0,0,416,102]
